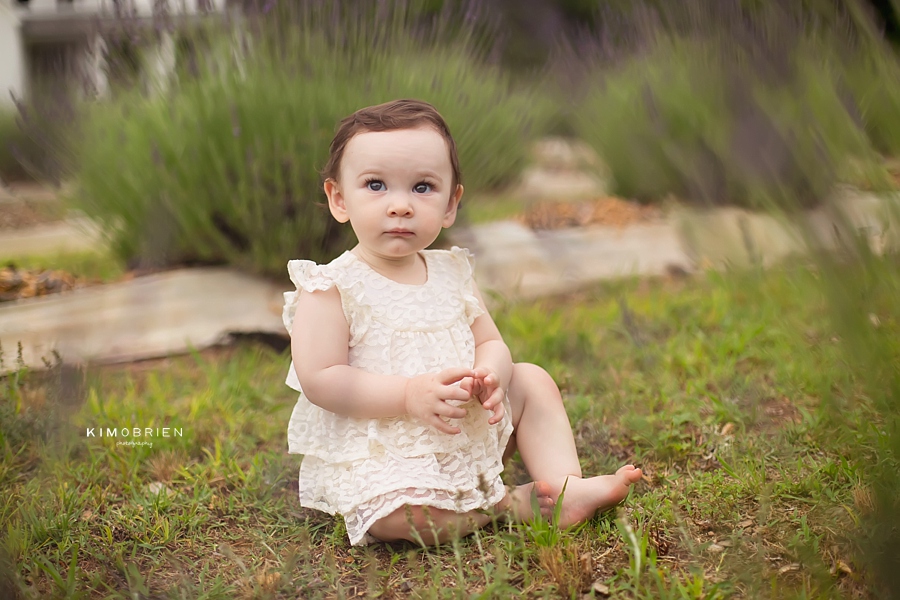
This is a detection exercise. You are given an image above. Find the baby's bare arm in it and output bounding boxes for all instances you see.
[470,284,513,423]
[291,287,473,431]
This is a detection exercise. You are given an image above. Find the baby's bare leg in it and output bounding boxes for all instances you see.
[507,363,642,528]
[506,363,583,480]
[367,486,556,545]
[368,505,492,545]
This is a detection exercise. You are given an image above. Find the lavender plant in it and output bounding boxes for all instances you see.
[568,0,900,208]
[69,0,551,275]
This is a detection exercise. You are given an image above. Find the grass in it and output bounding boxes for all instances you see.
[460,192,529,225]
[5,251,126,285]
[1,258,893,598]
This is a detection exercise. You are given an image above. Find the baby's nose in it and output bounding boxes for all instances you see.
[387,193,414,215]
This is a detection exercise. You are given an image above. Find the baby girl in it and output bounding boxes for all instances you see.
[283,98,641,545]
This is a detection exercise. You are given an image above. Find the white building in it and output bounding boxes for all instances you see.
[0,0,230,108]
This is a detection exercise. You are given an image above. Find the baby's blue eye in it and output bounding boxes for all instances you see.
[366,180,385,192]
[413,182,432,193]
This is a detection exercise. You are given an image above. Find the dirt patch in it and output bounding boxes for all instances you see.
[519,196,663,230]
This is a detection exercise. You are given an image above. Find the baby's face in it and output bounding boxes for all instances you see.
[325,126,462,261]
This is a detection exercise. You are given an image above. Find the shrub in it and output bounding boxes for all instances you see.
[842,51,900,157]
[69,1,552,276]
[570,1,900,209]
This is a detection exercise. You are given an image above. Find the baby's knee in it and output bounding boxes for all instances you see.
[510,363,564,405]
[512,362,555,386]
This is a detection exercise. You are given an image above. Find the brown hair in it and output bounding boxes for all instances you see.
[322,99,462,192]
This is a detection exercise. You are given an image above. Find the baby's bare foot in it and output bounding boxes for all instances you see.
[505,481,556,522]
[550,465,642,528]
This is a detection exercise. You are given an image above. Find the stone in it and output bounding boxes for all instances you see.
[456,219,693,299]
[530,137,605,172]
[0,217,104,259]
[808,189,900,255]
[0,267,286,374]
[516,167,608,201]
[675,206,806,269]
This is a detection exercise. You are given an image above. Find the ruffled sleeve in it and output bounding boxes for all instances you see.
[283,259,340,392]
[448,246,485,325]
[282,260,338,333]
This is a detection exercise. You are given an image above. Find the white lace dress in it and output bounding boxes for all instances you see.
[283,246,513,545]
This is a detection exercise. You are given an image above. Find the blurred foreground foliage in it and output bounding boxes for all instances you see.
[569,0,900,208]
[68,0,552,275]
[812,216,900,595]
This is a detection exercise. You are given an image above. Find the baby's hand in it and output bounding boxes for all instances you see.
[459,375,482,398]
[472,367,505,425]
[404,367,475,435]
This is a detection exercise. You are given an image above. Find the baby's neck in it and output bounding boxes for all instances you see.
[351,248,428,285]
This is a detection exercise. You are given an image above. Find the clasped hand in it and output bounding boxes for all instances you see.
[404,367,506,434]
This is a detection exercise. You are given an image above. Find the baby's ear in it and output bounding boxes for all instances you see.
[324,179,350,223]
[443,184,463,228]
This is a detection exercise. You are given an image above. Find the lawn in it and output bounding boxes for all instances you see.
[0,259,894,599]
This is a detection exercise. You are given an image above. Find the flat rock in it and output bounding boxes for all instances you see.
[809,190,900,254]
[0,217,104,258]
[530,137,605,172]
[518,138,610,200]
[675,207,805,269]
[676,191,900,268]
[456,219,692,298]
[0,267,286,373]
[516,166,608,201]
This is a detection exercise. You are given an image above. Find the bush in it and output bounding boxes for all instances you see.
[69,1,552,276]
[842,53,900,157]
[571,1,900,209]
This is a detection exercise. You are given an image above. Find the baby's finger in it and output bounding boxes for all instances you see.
[459,377,475,396]
[441,383,474,402]
[481,386,503,407]
[472,366,492,379]
[435,401,467,420]
[482,388,505,423]
[488,400,506,424]
[438,366,476,386]
[431,415,461,435]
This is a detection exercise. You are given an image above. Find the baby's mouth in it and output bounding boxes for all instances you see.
[386,229,415,237]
